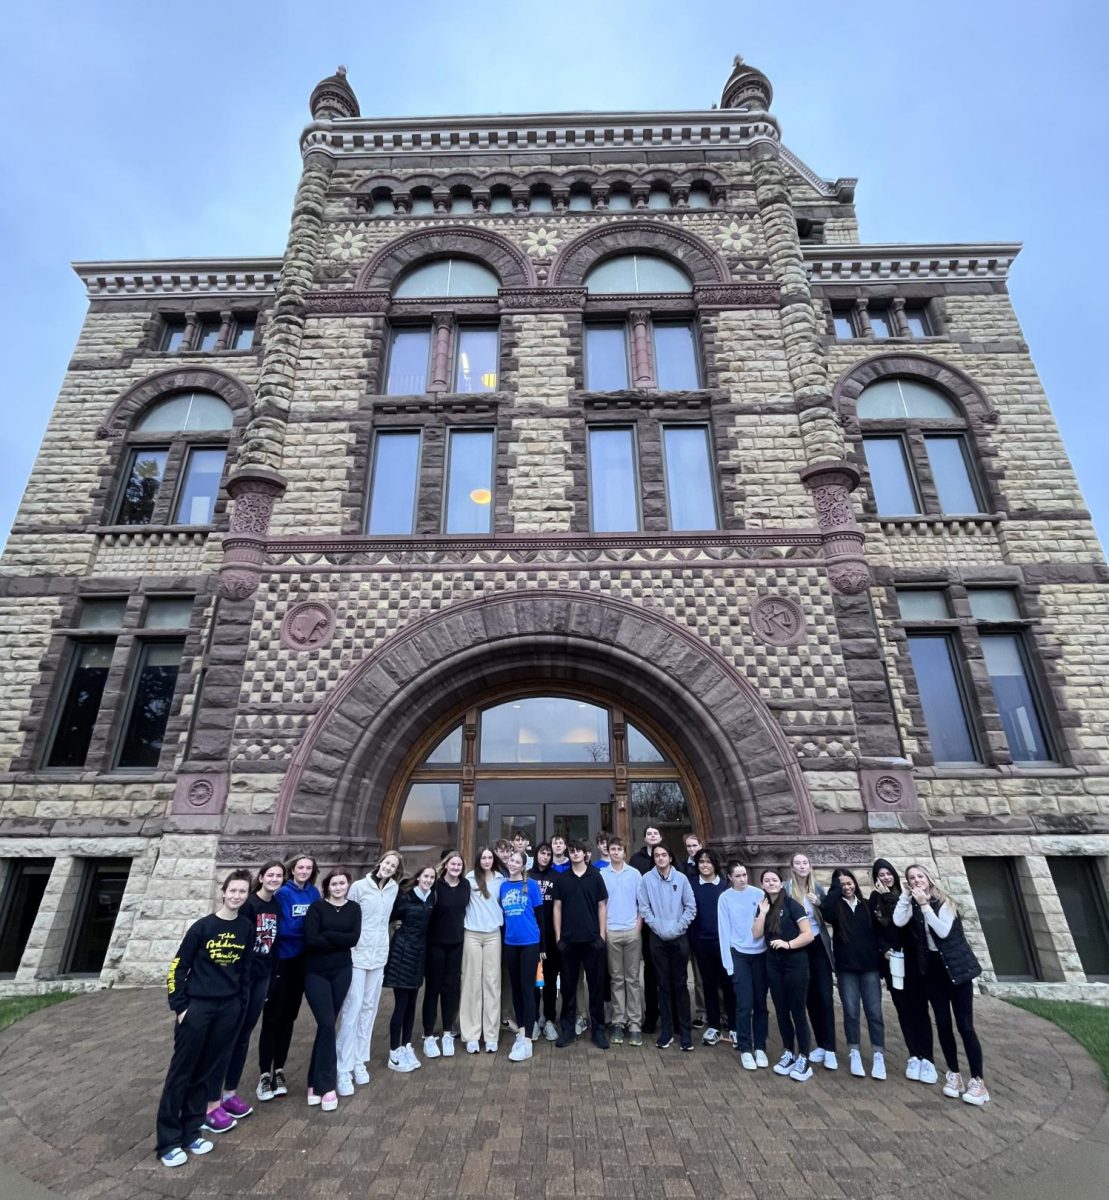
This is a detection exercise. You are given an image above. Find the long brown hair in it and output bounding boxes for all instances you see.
[471,847,498,899]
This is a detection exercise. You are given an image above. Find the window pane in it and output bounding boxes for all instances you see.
[630,780,691,847]
[444,430,494,534]
[969,589,1021,622]
[451,194,475,214]
[627,722,669,763]
[410,196,434,215]
[585,326,629,390]
[372,195,395,216]
[1048,858,1109,979]
[117,641,184,769]
[906,635,979,763]
[568,191,592,211]
[479,698,609,763]
[980,634,1052,763]
[232,319,255,350]
[896,589,949,620]
[529,194,553,212]
[925,436,982,514]
[393,258,500,298]
[607,193,633,211]
[585,254,692,294]
[588,428,640,532]
[0,860,54,975]
[425,724,463,764]
[663,426,718,531]
[653,322,700,390]
[964,857,1040,980]
[858,378,959,419]
[455,328,499,393]
[173,447,226,525]
[367,431,421,535]
[117,449,169,525]
[197,321,221,351]
[833,313,855,339]
[647,189,670,209]
[869,310,892,338]
[490,194,513,213]
[904,308,930,337]
[399,783,461,871]
[79,600,126,629]
[863,437,920,514]
[145,598,193,628]
[136,392,233,432]
[47,642,114,768]
[162,322,186,352]
[686,186,712,209]
[386,329,431,394]
[62,859,131,975]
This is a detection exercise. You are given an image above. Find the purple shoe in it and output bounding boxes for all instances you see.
[201,1105,237,1134]
[221,1094,253,1119]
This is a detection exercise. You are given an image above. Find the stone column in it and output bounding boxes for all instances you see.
[629,309,654,388]
[428,314,454,392]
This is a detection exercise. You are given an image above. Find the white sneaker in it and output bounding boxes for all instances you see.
[423,1036,441,1059]
[320,1091,338,1112]
[544,1021,558,1042]
[532,1021,543,1040]
[809,1047,826,1063]
[388,1050,414,1073]
[336,1071,354,1097]
[943,1070,965,1099]
[919,1059,938,1084]
[754,1049,769,1068]
[404,1044,422,1069]
[441,1033,455,1057]
[729,1031,738,1048]
[702,1027,721,1045]
[872,1051,886,1080]
[509,1033,529,1062]
[773,1051,796,1075]
[466,1040,480,1054]
[256,1072,274,1102]
[789,1055,813,1082]
[962,1077,990,1106]
[353,1063,370,1085]
[905,1056,922,1081]
[575,1015,589,1036]
[849,1049,865,1077]
[486,1040,499,1054]
[160,1148,187,1168]
[823,1050,838,1070]
[740,1052,757,1071]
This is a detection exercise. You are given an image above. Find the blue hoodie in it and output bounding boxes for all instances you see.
[275,878,321,959]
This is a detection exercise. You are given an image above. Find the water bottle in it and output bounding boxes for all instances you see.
[535,961,544,990]
[889,949,905,990]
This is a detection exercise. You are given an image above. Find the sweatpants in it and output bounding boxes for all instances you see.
[730,949,768,1053]
[925,952,983,1078]
[884,962,934,1062]
[690,937,736,1032]
[649,933,692,1045]
[804,939,837,1052]
[837,969,885,1051]
[767,949,811,1056]
[336,964,385,1074]
[606,927,643,1031]
[216,971,272,1096]
[422,941,463,1037]
[258,952,306,1075]
[559,941,605,1035]
[389,987,419,1050]
[460,929,501,1044]
[505,943,541,1032]
[155,997,242,1157]
[303,964,352,1095]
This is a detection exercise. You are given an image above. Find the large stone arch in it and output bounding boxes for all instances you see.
[356,226,537,290]
[274,590,816,845]
[548,220,730,288]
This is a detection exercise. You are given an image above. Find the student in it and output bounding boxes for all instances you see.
[214,859,283,1116]
[552,838,610,1049]
[511,829,535,871]
[687,848,735,1046]
[593,831,612,870]
[869,857,937,1084]
[385,865,437,1072]
[257,854,321,1098]
[155,869,254,1168]
[638,843,696,1050]
[820,868,885,1080]
[894,864,989,1105]
[461,847,504,1053]
[499,851,545,1061]
[422,850,468,1059]
[550,834,571,872]
[303,869,361,1111]
[718,861,769,1070]
[753,868,814,1082]
[630,825,664,1034]
[493,838,514,876]
[600,836,643,1045]
[786,851,838,1070]
[335,850,401,1094]
[531,842,560,1040]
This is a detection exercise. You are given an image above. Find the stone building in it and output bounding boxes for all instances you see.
[1,59,1107,999]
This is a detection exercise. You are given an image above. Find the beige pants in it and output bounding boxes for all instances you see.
[607,927,644,1030]
[461,929,502,1044]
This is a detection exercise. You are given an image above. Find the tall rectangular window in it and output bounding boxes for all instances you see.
[585,326,630,391]
[587,427,640,532]
[964,857,1041,980]
[386,329,432,394]
[653,322,700,390]
[868,308,893,338]
[196,319,222,352]
[906,634,980,763]
[443,429,494,534]
[904,306,931,337]
[117,641,184,769]
[455,328,499,393]
[1047,857,1109,980]
[832,310,856,339]
[161,320,187,352]
[0,860,54,975]
[116,448,169,525]
[925,436,982,514]
[62,858,132,976]
[366,431,421,535]
[46,642,115,768]
[173,447,226,525]
[980,634,1053,763]
[863,436,920,515]
[663,425,718,530]
[231,318,256,350]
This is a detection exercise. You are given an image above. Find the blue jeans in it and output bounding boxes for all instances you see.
[730,949,768,1052]
[837,969,885,1050]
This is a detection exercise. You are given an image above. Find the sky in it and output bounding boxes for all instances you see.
[1,1,1107,549]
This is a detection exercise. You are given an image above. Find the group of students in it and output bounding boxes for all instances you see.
[153,828,990,1168]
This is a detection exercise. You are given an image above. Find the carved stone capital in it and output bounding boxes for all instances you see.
[693,283,780,310]
[498,287,587,311]
[304,290,391,315]
[218,568,261,601]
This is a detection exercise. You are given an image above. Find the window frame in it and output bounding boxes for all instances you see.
[113,636,188,771]
[660,422,720,532]
[110,428,229,529]
[364,427,423,536]
[582,313,702,392]
[154,311,258,355]
[382,317,503,398]
[829,298,937,341]
[441,426,497,536]
[586,424,643,533]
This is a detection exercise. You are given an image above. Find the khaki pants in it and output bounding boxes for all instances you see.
[607,927,643,1031]
[460,929,502,1044]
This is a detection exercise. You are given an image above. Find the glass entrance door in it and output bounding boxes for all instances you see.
[479,778,614,853]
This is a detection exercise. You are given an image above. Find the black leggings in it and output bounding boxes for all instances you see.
[257,953,305,1075]
[505,943,541,1033]
[303,965,352,1095]
[804,939,836,1051]
[882,960,934,1062]
[390,987,419,1051]
[215,971,272,1097]
[540,939,560,1024]
[925,953,983,1078]
[767,949,811,1056]
[422,941,463,1036]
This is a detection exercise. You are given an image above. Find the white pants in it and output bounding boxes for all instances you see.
[460,929,502,1044]
[336,965,384,1074]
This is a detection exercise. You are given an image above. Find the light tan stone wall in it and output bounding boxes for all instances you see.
[0,596,62,771]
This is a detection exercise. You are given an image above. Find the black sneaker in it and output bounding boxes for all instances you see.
[680,1041,694,1052]
[555,1032,575,1049]
[629,1029,643,1047]
[591,1029,610,1050]
[611,1026,625,1045]
[692,1016,706,1029]
[655,1036,674,1049]
[273,1069,288,1097]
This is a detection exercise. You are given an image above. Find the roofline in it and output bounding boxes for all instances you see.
[73,258,283,299]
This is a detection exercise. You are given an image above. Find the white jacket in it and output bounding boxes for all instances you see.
[348,875,399,970]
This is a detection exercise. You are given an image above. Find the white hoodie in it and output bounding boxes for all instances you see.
[348,874,399,970]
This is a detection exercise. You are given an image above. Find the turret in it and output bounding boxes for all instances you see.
[309,65,360,120]
[720,55,772,111]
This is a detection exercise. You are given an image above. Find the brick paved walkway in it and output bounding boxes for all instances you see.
[0,989,1104,1200]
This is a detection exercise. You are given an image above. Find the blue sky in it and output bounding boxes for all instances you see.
[1,2,1106,548]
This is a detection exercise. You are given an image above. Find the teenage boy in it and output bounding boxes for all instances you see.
[630,825,663,1032]
[552,839,609,1049]
[682,833,707,1027]
[511,829,534,871]
[638,844,696,1050]
[600,838,643,1045]
[630,825,662,875]
[550,834,571,873]
[593,831,611,870]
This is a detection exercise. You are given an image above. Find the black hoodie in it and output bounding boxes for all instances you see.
[867,858,906,958]
[821,869,881,974]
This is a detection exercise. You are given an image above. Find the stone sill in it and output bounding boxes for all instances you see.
[914,765,1076,780]
[0,979,105,999]
[980,980,1109,1006]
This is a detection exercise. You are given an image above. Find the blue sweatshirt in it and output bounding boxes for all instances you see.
[275,878,321,959]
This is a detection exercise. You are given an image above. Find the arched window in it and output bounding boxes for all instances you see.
[647,185,671,210]
[568,187,593,211]
[858,378,985,516]
[409,189,434,216]
[392,257,500,298]
[116,391,233,526]
[584,253,693,295]
[370,189,394,217]
[686,185,712,209]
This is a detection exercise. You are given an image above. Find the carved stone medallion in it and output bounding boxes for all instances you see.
[750,595,806,647]
[281,600,337,651]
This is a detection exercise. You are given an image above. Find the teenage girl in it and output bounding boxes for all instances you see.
[753,868,815,1082]
[786,851,838,1070]
[384,864,438,1072]
[499,850,545,1061]
[718,861,768,1070]
[422,850,469,1058]
[530,842,560,1040]
[461,847,504,1053]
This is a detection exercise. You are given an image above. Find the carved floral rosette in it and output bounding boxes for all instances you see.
[799,462,870,596]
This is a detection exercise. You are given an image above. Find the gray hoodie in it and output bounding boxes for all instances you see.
[637,867,696,941]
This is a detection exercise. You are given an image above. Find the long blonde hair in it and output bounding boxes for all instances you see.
[905,863,958,915]
[785,851,823,924]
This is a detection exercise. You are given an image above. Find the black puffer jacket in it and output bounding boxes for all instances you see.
[383,886,436,989]
[868,858,907,958]
[904,897,982,986]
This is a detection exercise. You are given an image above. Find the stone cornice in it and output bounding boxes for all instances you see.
[805,243,1022,284]
[779,146,855,201]
[72,258,283,299]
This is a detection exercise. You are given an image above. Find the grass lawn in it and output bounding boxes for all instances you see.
[0,992,72,1034]
[1009,997,1109,1088]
